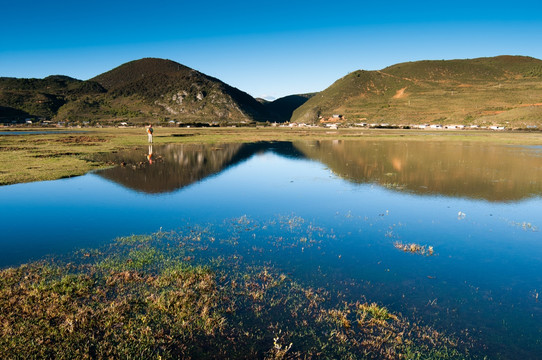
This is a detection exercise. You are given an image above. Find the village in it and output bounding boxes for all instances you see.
[274,114,518,131]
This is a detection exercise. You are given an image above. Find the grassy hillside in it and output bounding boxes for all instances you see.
[291,56,542,127]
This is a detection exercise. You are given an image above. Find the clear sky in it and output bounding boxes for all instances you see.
[2,0,541,99]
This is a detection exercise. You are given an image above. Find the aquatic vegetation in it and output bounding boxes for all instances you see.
[0,217,470,359]
[115,234,154,245]
[383,182,406,190]
[394,241,435,256]
[503,218,539,232]
[356,302,398,323]
[277,214,306,230]
[269,334,293,359]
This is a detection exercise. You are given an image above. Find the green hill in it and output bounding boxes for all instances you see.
[291,55,542,127]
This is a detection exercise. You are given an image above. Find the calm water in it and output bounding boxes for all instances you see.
[1,140,542,358]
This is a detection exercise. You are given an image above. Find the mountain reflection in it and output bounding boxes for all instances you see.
[96,140,542,201]
[294,140,542,202]
[96,142,303,194]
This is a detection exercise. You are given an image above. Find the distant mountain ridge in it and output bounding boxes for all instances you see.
[291,55,542,127]
[258,94,315,122]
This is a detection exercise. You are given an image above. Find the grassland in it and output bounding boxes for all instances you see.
[2,126,542,186]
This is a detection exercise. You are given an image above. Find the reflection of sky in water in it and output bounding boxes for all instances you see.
[2,149,541,267]
[1,147,542,357]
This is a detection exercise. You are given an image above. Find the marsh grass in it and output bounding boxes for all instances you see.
[394,241,435,256]
[0,216,472,359]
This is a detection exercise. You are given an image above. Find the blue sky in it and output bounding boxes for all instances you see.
[2,0,542,99]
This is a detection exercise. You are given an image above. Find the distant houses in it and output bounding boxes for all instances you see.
[444,125,465,130]
[284,122,315,128]
[340,122,511,131]
[288,113,517,131]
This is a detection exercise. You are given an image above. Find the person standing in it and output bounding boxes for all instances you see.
[146,124,153,143]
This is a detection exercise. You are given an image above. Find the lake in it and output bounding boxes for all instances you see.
[1,139,542,358]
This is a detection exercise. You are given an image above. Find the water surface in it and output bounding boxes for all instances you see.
[1,140,542,358]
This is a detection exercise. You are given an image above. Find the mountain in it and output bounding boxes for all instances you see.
[259,94,315,122]
[89,58,278,123]
[0,76,105,120]
[291,55,542,127]
[4,55,542,127]
[1,58,279,124]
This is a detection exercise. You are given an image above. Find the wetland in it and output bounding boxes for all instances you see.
[1,134,542,359]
